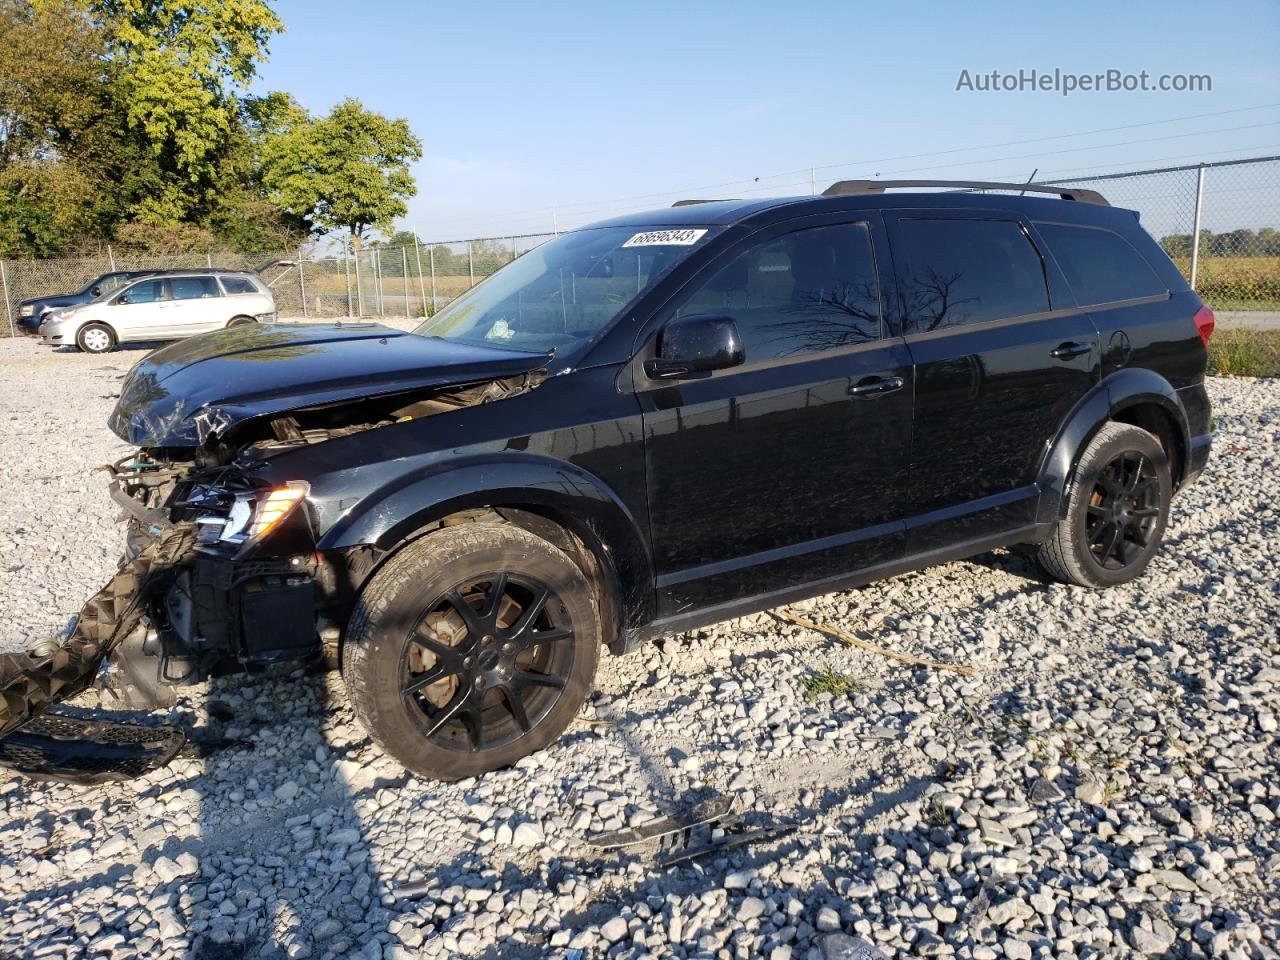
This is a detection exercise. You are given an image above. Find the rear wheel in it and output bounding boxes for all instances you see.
[76,323,115,354]
[343,523,600,780]
[1037,422,1171,588]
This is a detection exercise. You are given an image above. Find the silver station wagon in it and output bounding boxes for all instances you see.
[39,270,277,353]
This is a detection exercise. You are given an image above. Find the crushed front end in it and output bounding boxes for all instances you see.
[0,322,551,783]
[0,456,325,782]
[111,455,323,683]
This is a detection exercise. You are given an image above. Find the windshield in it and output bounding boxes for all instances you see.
[79,273,136,300]
[413,225,716,361]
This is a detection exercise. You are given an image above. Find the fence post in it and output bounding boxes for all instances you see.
[412,231,428,316]
[207,252,213,268]
[343,252,352,317]
[298,250,308,318]
[374,250,384,316]
[1189,165,1206,290]
[467,241,475,288]
[354,250,364,317]
[429,245,437,312]
[401,246,411,319]
[0,261,13,337]
[510,236,517,263]
[107,245,116,270]
[811,166,817,195]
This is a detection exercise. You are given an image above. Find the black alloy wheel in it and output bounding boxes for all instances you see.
[399,573,576,752]
[1036,421,1172,589]
[343,522,600,780]
[1084,451,1162,571]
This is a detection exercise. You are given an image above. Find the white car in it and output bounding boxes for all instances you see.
[38,271,277,354]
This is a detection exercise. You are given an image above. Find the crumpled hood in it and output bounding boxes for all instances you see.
[109,322,551,448]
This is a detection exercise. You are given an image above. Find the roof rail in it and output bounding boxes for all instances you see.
[671,198,738,207]
[821,179,1109,206]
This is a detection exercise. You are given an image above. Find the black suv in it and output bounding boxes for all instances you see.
[1,180,1214,781]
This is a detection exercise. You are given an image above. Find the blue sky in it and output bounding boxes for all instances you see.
[253,0,1280,241]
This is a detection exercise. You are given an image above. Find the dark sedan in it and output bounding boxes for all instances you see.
[16,270,156,332]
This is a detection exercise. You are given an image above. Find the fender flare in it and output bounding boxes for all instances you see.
[318,453,655,632]
[1036,367,1190,524]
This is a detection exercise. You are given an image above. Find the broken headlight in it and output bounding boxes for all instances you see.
[197,481,310,547]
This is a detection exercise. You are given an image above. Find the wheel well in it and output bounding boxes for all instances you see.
[1110,402,1186,485]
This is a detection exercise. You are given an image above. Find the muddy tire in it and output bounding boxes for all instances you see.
[1037,422,1171,588]
[343,522,600,780]
[76,323,115,354]
[227,315,257,328]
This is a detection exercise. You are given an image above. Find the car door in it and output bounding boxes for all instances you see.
[109,278,171,341]
[637,215,913,619]
[884,209,1100,552]
[168,276,226,334]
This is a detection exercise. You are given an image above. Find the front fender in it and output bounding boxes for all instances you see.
[318,453,655,629]
[1036,367,1189,524]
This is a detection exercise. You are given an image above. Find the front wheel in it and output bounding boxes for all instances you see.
[1037,422,1172,588]
[343,523,600,780]
[227,315,257,328]
[76,322,115,354]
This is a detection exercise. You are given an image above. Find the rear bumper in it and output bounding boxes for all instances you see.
[1182,433,1211,489]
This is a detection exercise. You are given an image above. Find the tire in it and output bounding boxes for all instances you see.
[1037,422,1172,588]
[76,323,115,354]
[343,522,600,780]
[226,315,257,328]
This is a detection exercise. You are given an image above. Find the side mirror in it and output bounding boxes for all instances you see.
[90,286,101,298]
[116,294,130,305]
[644,314,744,380]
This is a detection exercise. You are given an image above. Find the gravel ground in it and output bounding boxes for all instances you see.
[1,335,1277,960]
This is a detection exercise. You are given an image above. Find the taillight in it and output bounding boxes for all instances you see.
[1193,305,1215,348]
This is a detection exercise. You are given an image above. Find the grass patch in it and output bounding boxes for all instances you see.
[1207,328,1280,378]
[801,665,863,699]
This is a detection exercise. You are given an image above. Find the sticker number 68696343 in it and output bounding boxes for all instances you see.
[621,229,708,248]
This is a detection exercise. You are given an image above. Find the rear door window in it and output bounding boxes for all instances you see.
[171,276,222,300]
[896,218,1050,333]
[220,275,260,295]
[677,222,882,362]
[1035,223,1167,305]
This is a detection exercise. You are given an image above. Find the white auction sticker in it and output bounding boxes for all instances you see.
[621,228,708,248]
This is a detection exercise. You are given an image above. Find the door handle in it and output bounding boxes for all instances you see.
[1050,341,1092,360]
[849,375,905,398]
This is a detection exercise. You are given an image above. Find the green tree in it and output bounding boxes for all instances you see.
[260,98,422,249]
[91,0,283,222]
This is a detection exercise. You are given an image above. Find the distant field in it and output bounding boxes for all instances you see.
[1169,255,1280,310]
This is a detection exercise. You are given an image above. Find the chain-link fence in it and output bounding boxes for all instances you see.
[1045,155,1279,311]
[3,156,1277,336]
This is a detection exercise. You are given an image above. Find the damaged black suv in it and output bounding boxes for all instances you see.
[0,180,1213,782]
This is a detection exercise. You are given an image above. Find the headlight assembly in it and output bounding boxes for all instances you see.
[199,481,310,547]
